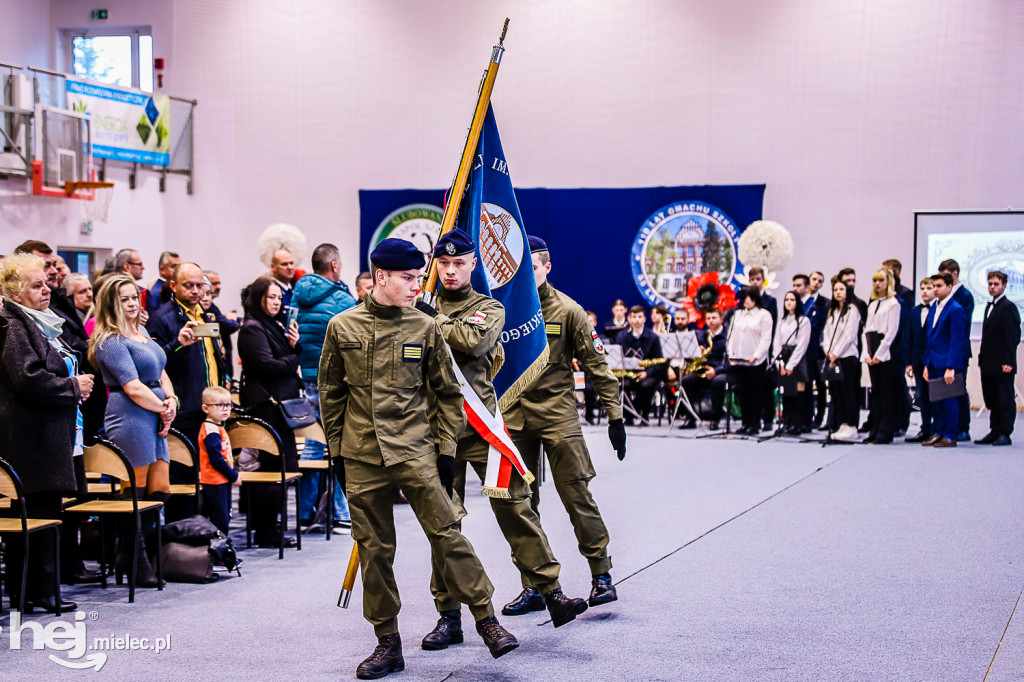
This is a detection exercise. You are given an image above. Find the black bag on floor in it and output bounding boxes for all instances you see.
[163,515,221,546]
[160,542,218,583]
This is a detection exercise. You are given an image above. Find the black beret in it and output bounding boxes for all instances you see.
[528,235,548,253]
[434,229,475,258]
[370,238,426,271]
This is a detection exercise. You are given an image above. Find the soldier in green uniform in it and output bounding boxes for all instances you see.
[413,230,589,651]
[318,238,518,680]
[502,236,628,616]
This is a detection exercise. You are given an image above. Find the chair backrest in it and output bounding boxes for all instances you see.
[167,430,197,468]
[293,419,327,445]
[0,457,23,501]
[225,416,281,456]
[83,440,135,488]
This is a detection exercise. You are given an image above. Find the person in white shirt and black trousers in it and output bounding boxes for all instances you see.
[821,278,862,441]
[727,286,773,435]
[860,270,902,444]
[976,270,1021,446]
[772,291,812,436]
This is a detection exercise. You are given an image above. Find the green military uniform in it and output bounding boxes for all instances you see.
[428,283,563,612]
[319,293,496,637]
[504,281,623,581]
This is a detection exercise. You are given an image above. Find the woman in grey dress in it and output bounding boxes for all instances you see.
[90,274,178,586]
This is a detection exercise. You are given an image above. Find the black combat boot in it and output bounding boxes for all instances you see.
[475,616,519,659]
[421,609,463,650]
[588,572,618,607]
[501,586,545,615]
[544,589,588,627]
[356,633,404,680]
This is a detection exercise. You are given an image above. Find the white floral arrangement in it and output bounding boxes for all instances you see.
[257,223,307,268]
[736,220,793,291]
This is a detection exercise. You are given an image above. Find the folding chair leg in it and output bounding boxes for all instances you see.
[18,534,28,616]
[295,482,302,552]
[100,518,109,588]
[128,514,140,604]
[279,483,286,560]
[53,527,63,616]
[245,486,252,549]
[325,460,333,541]
[155,511,163,591]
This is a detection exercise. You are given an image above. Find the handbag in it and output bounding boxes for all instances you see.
[821,312,846,381]
[159,542,218,583]
[272,395,317,430]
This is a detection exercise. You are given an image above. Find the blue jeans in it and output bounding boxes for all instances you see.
[300,381,349,522]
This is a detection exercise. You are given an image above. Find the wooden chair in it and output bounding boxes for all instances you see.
[225,416,302,559]
[64,440,164,603]
[295,419,334,541]
[0,457,64,615]
[167,429,201,516]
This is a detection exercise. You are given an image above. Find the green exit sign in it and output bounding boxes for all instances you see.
[91,9,108,20]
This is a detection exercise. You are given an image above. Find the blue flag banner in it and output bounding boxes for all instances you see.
[453,105,548,409]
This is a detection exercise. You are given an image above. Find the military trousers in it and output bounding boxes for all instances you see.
[510,417,612,581]
[345,454,495,636]
[430,433,562,611]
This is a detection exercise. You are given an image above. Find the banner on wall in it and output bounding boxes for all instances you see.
[360,184,764,322]
[66,78,171,166]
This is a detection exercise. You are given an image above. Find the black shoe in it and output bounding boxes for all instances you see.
[114,540,162,588]
[993,435,1012,446]
[476,616,519,659]
[894,429,906,438]
[858,422,871,433]
[678,419,696,430]
[588,572,618,607]
[255,534,298,549]
[784,425,801,436]
[956,431,971,442]
[62,567,104,585]
[356,633,404,680]
[544,589,588,628]
[906,431,932,443]
[862,434,876,444]
[974,432,998,445]
[872,434,893,445]
[501,587,545,616]
[421,610,463,650]
[22,597,77,614]
[800,425,813,434]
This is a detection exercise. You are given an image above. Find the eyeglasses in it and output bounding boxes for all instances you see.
[127,261,144,267]
[203,403,233,409]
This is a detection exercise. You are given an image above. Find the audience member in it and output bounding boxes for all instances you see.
[773,291,811,435]
[54,255,71,288]
[678,308,728,429]
[292,243,355,531]
[63,273,93,323]
[0,253,94,612]
[354,271,372,300]
[727,286,773,435]
[976,271,1021,446]
[237,275,302,548]
[921,273,967,448]
[822,279,861,440]
[114,248,149,315]
[148,262,222,448]
[150,250,181,311]
[860,270,902,444]
[904,278,936,442]
[197,385,239,535]
[90,274,176,587]
[938,258,974,440]
[795,273,828,429]
[269,248,304,310]
[202,269,240,378]
[615,305,664,424]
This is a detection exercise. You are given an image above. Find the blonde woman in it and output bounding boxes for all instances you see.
[860,269,902,444]
[89,274,177,587]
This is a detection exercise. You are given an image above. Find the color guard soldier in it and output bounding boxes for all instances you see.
[502,236,628,616]
[318,238,518,680]
[414,229,589,651]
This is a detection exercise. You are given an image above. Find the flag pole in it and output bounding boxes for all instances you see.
[422,18,509,306]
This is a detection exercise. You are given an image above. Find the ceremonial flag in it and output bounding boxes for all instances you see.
[453,104,548,497]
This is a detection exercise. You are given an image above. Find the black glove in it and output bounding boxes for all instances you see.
[415,301,438,318]
[608,419,627,461]
[437,454,455,496]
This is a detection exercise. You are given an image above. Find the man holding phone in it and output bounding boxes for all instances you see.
[149,262,228,448]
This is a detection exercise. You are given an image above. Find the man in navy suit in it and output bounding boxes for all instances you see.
[904,277,936,442]
[976,271,1021,446]
[807,271,831,427]
[615,306,665,424]
[922,273,967,448]
[939,259,974,439]
[794,273,827,431]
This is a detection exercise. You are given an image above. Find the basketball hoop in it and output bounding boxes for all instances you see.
[66,180,115,225]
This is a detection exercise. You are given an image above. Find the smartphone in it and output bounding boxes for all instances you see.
[192,322,220,338]
[286,306,299,330]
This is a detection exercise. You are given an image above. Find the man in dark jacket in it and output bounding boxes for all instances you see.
[615,305,665,424]
[904,277,936,442]
[939,258,975,439]
[292,243,356,528]
[678,308,729,429]
[922,273,967,448]
[976,270,1021,445]
[148,262,222,448]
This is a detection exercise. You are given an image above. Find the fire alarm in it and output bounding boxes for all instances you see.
[154,58,164,70]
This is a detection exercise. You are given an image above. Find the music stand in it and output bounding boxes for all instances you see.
[606,344,647,425]
[662,332,701,427]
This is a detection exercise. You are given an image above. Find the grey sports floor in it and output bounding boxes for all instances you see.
[2,413,1022,680]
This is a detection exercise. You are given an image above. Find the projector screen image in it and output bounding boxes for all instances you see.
[915,211,1024,340]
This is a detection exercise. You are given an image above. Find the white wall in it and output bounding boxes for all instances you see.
[2,0,1023,313]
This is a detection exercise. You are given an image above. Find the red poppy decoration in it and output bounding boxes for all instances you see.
[679,272,737,328]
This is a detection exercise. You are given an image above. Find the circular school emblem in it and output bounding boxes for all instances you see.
[368,203,443,267]
[478,202,525,289]
[630,201,741,312]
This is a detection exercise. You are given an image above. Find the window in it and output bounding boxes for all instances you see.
[687,263,694,272]
[66,27,153,92]
[687,246,694,257]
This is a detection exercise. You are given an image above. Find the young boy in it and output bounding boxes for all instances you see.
[198,385,238,534]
